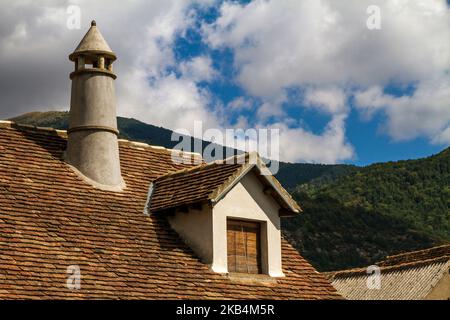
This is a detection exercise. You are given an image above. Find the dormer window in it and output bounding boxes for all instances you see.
[227,219,262,274]
[148,153,302,278]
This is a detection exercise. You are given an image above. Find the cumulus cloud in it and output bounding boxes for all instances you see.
[202,0,450,157]
[304,87,348,115]
[227,97,253,110]
[270,115,354,164]
[203,0,450,93]
[0,0,218,128]
[256,100,286,122]
[179,56,217,82]
[433,126,450,145]
[119,69,219,133]
[354,74,450,143]
[0,0,449,163]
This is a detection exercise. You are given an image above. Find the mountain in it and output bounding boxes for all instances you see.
[282,192,442,271]
[298,148,450,239]
[10,112,351,184]
[283,148,449,271]
[9,111,449,271]
[277,162,358,189]
[12,111,203,150]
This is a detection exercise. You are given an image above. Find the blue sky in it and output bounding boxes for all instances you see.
[168,1,448,165]
[0,0,448,166]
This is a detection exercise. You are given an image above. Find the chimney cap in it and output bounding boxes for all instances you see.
[69,20,116,61]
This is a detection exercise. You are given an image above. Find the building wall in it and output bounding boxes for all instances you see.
[67,73,123,189]
[168,170,284,277]
[69,74,118,130]
[168,205,213,264]
[213,171,284,276]
[426,265,450,300]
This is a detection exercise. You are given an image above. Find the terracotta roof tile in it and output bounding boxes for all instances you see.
[377,244,450,267]
[329,260,449,300]
[0,124,340,299]
[149,162,242,212]
[325,244,450,300]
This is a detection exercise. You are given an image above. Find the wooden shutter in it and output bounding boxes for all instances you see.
[227,219,262,274]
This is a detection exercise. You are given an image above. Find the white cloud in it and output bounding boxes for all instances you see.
[222,115,354,164]
[202,0,450,158]
[1,0,448,163]
[304,87,348,115]
[256,101,286,121]
[203,0,450,94]
[271,115,354,164]
[119,69,219,133]
[0,0,219,130]
[228,97,253,110]
[354,74,450,144]
[433,125,450,145]
[179,56,217,82]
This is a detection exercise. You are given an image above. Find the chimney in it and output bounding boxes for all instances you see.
[66,21,125,191]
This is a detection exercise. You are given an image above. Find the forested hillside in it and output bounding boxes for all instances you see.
[299,148,450,239]
[282,148,449,270]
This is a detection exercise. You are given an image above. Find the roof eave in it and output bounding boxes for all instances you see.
[69,50,117,61]
[210,159,302,216]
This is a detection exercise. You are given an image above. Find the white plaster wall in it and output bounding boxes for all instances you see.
[67,73,123,188]
[167,170,284,277]
[213,171,284,277]
[168,205,214,264]
[426,268,450,300]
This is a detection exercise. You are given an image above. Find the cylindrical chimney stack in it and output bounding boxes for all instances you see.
[66,21,125,191]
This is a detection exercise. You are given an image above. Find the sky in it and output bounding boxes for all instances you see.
[0,0,449,165]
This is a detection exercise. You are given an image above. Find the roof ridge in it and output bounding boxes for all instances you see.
[326,255,450,280]
[117,138,202,157]
[152,152,257,182]
[154,162,209,181]
[0,120,68,138]
[0,119,202,158]
[153,158,243,182]
[380,243,450,262]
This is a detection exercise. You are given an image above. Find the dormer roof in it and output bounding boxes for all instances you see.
[147,153,302,215]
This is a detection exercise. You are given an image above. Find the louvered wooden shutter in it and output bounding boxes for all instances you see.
[227,219,262,274]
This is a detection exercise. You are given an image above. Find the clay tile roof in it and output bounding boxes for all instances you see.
[149,162,242,212]
[325,244,450,300]
[0,122,340,299]
[377,244,450,267]
[148,154,301,214]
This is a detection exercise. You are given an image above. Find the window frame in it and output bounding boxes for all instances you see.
[226,218,263,275]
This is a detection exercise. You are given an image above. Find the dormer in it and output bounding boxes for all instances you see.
[146,153,301,278]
